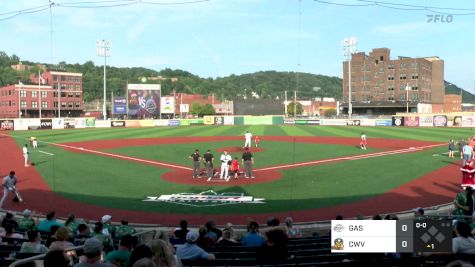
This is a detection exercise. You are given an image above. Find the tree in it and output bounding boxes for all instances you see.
[200,104,216,116]
[190,102,202,116]
[287,101,303,116]
[324,108,337,117]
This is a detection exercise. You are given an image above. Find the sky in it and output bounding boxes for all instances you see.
[1,0,475,91]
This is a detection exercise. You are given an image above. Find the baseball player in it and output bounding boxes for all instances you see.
[219,151,232,180]
[22,144,29,167]
[231,157,240,180]
[244,130,252,148]
[254,136,260,148]
[0,171,23,208]
[360,133,367,150]
[32,137,38,149]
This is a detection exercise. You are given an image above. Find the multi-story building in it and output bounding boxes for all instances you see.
[342,48,444,115]
[444,94,462,112]
[0,70,83,118]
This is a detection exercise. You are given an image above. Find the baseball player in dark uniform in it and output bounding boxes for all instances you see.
[189,149,201,178]
[203,149,214,181]
[242,147,254,178]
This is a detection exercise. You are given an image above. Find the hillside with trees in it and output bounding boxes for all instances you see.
[0,51,473,103]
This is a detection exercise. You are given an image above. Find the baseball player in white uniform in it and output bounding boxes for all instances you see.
[22,144,29,167]
[0,171,23,208]
[32,139,38,149]
[220,151,232,180]
[244,130,253,148]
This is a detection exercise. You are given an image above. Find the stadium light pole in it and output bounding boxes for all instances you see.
[342,37,357,118]
[96,39,111,120]
[405,83,410,113]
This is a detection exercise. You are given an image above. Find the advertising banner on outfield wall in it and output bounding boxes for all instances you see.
[64,118,75,129]
[111,121,125,127]
[203,116,214,125]
[85,118,95,128]
[14,119,28,131]
[127,84,161,117]
[139,120,155,127]
[189,119,204,125]
[447,116,462,127]
[404,116,419,127]
[214,117,224,125]
[160,96,175,114]
[74,118,87,129]
[223,116,234,125]
[419,116,433,127]
[346,120,361,126]
[0,120,14,130]
[95,120,111,128]
[52,118,64,129]
[392,116,404,126]
[26,119,41,130]
[321,119,347,126]
[40,119,53,129]
[360,119,376,126]
[433,115,447,127]
[168,120,180,126]
[154,120,169,127]
[113,97,127,115]
[125,120,140,128]
[284,119,295,125]
[462,116,475,127]
[375,119,392,126]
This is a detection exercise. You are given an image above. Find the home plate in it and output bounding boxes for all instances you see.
[409,147,415,150]
[78,147,84,150]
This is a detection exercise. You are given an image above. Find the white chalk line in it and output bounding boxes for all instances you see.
[38,150,54,156]
[254,143,444,172]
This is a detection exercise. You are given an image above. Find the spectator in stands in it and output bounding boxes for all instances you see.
[0,222,24,239]
[414,207,425,220]
[20,230,49,254]
[18,209,37,232]
[176,230,215,261]
[206,219,222,240]
[1,212,18,229]
[45,225,61,247]
[197,226,215,251]
[204,221,218,242]
[75,237,114,267]
[150,239,181,267]
[453,187,475,221]
[37,211,63,233]
[77,223,91,236]
[285,217,301,238]
[101,215,116,238]
[216,229,238,246]
[65,214,83,236]
[129,244,153,267]
[132,257,157,267]
[92,221,113,252]
[453,221,475,254]
[267,217,280,227]
[115,217,136,239]
[257,229,289,263]
[335,215,344,220]
[242,221,265,247]
[105,234,136,267]
[471,212,475,235]
[49,226,75,251]
[156,230,175,253]
[44,250,70,267]
[372,214,383,220]
[173,220,189,240]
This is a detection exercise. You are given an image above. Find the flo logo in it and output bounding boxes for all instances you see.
[143,190,265,207]
[427,14,453,23]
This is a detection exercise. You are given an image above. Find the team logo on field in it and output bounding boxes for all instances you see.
[143,190,265,206]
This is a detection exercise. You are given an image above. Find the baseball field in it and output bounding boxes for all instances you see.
[0,125,469,224]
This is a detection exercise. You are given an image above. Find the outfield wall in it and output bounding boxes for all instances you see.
[1,114,475,130]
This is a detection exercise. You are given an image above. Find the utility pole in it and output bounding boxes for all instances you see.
[342,37,358,118]
[96,39,111,120]
[284,90,288,117]
[294,90,297,117]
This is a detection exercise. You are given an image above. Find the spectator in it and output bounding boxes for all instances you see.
[242,221,265,247]
[156,230,175,253]
[453,221,475,254]
[257,229,288,263]
[77,223,91,237]
[216,229,237,246]
[17,209,37,232]
[206,219,222,240]
[49,227,74,251]
[37,211,63,233]
[267,217,280,227]
[454,187,475,221]
[150,239,180,267]
[45,225,61,247]
[132,257,157,267]
[204,221,217,242]
[105,234,136,267]
[115,217,136,239]
[75,238,114,267]
[372,214,383,220]
[92,221,113,252]
[197,226,215,251]
[414,207,425,220]
[1,212,18,229]
[20,230,49,254]
[471,212,475,235]
[335,215,344,220]
[65,214,83,236]
[0,222,24,239]
[284,217,301,238]
[44,250,70,267]
[101,215,116,238]
[173,220,189,240]
[129,244,153,267]
[176,230,215,261]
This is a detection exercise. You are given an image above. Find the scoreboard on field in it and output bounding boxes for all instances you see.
[331,220,453,253]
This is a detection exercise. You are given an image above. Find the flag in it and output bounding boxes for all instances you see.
[18,81,24,86]
[39,73,46,84]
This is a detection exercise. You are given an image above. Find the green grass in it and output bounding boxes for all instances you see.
[9,125,469,215]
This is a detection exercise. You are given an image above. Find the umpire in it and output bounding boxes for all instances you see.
[189,149,201,178]
[242,147,254,178]
[203,149,214,180]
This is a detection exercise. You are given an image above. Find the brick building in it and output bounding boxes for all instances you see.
[444,94,462,112]
[0,70,83,118]
[342,48,444,115]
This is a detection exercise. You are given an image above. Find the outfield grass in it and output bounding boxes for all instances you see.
[9,125,469,215]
